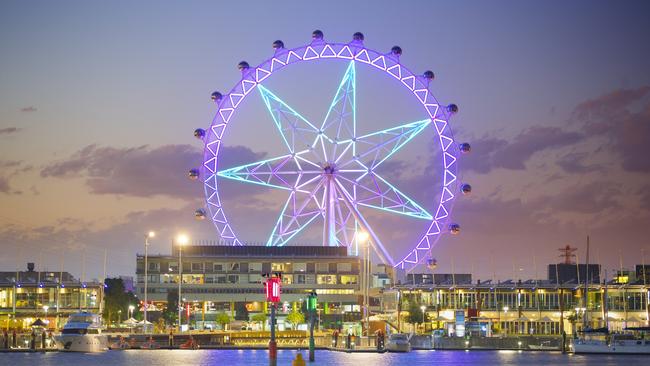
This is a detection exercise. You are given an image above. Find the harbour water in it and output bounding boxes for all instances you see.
[1,349,647,366]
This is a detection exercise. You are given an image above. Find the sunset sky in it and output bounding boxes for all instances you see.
[1,0,649,281]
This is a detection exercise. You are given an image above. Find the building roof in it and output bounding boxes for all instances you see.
[154,245,354,259]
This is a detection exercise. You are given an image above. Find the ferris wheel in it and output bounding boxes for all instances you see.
[191,31,472,270]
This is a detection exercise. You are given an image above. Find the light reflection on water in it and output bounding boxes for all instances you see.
[1,349,645,366]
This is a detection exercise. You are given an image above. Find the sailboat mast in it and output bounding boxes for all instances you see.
[583,236,589,329]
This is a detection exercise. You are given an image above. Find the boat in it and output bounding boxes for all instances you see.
[385,333,411,352]
[572,327,650,354]
[53,312,109,352]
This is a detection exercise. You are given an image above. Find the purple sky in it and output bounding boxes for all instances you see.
[1,0,650,281]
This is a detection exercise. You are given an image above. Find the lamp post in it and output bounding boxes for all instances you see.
[143,231,155,332]
[128,305,135,319]
[307,291,318,362]
[176,234,189,331]
[357,231,370,337]
[265,274,281,365]
[420,305,426,333]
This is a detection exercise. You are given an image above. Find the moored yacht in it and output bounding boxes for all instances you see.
[53,312,109,352]
[385,333,412,352]
[572,327,650,354]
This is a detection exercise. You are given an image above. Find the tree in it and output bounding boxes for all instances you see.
[406,301,429,325]
[103,278,141,325]
[285,311,305,330]
[234,302,249,321]
[251,313,267,331]
[216,312,232,330]
[162,289,178,325]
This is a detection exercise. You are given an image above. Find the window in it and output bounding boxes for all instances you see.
[317,275,337,285]
[305,274,316,284]
[337,263,351,272]
[229,263,240,272]
[249,274,262,283]
[227,275,239,284]
[205,275,214,284]
[192,263,204,272]
[296,274,306,284]
[294,263,306,272]
[216,275,227,284]
[271,263,286,272]
[214,263,225,272]
[249,263,262,272]
[182,274,204,284]
[316,263,329,273]
[169,262,179,272]
[148,262,160,271]
[282,275,293,284]
[162,274,179,284]
[147,275,160,283]
[340,275,358,285]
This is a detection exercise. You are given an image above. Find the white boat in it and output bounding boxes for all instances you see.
[53,312,109,352]
[572,327,650,354]
[385,333,412,352]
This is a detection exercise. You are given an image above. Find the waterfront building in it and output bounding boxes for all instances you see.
[136,244,363,330]
[0,263,103,330]
[383,275,649,336]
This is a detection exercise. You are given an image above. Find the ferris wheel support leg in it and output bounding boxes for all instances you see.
[333,179,395,266]
[323,175,337,247]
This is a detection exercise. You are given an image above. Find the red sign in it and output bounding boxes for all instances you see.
[265,277,281,303]
[186,303,190,318]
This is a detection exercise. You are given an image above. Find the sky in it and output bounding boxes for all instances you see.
[1,0,650,281]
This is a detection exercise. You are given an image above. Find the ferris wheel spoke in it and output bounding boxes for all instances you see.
[337,119,431,170]
[333,179,395,266]
[267,181,325,247]
[258,84,328,162]
[218,152,320,192]
[337,172,432,220]
[332,192,358,251]
[318,61,356,162]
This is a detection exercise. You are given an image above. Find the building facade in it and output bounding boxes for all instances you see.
[382,278,650,336]
[0,263,103,330]
[136,245,363,329]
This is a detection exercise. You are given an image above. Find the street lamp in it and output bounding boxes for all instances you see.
[43,305,49,325]
[420,305,427,333]
[144,231,155,332]
[176,233,189,331]
[128,304,135,319]
[356,231,370,337]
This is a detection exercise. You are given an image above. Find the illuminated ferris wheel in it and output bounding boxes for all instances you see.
[190,30,472,270]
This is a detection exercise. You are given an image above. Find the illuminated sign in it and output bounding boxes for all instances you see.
[265,277,282,303]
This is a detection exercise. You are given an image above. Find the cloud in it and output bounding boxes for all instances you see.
[0,160,22,168]
[534,181,621,214]
[20,106,37,113]
[0,177,9,193]
[573,86,650,173]
[0,127,21,135]
[41,144,266,199]
[556,152,602,173]
[462,127,583,174]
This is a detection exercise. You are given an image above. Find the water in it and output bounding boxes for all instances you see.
[1,349,646,365]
